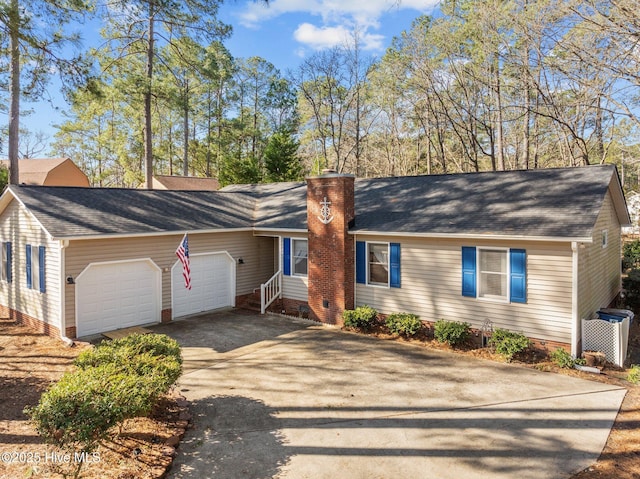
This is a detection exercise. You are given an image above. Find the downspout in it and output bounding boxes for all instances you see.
[571,241,579,357]
[59,239,73,346]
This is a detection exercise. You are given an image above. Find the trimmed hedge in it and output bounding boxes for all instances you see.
[26,333,182,453]
[488,328,531,362]
[343,306,378,330]
[26,364,157,449]
[385,313,422,337]
[433,320,471,347]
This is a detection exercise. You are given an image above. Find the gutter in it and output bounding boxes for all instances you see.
[51,227,254,242]
[349,230,594,244]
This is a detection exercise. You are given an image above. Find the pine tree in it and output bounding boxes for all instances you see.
[264,129,303,182]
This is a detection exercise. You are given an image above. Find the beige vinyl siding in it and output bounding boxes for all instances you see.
[578,191,622,322]
[64,231,274,330]
[355,235,573,343]
[283,276,308,302]
[0,199,61,327]
[282,235,309,302]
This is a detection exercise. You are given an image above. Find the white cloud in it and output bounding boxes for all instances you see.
[293,23,384,51]
[238,0,438,51]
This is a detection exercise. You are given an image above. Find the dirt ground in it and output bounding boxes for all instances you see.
[0,318,188,479]
[0,316,638,479]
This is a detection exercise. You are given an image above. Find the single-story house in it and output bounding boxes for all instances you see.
[0,165,629,356]
[152,175,219,191]
[0,158,90,187]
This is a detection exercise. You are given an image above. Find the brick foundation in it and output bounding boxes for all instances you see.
[307,172,355,325]
[161,308,172,323]
[0,304,62,338]
[269,298,312,319]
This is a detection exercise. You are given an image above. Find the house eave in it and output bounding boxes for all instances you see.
[2,186,55,240]
[349,230,594,243]
[253,227,308,235]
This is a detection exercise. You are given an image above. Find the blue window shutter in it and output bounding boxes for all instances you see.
[39,246,46,293]
[510,249,526,303]
[461,247,476,297]
[6,242,11,283]
[356,241,366,284]
[390,243,401,288]
[283,238,291,276]
[26,244,32,289]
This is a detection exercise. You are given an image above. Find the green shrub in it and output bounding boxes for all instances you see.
[551,348,577,368]
[343,306,378,330]
[623,240,640,270]
[75,333,182,402]
[75,333,182,370]
[433,319,471,347]
[622,268,640,311]
[488,328,531,362]
[25,364,152,451]
[385,313,422,337]
[26,333,183,464]
[628,364,640,384]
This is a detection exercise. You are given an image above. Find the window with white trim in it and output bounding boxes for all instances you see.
[462,246,526,303]
[478,248,508,301]
[602,229,608,248]
[368,242,389,286]
[26,244,46,293]
[0,242,10,283]
[356,241,401,288]
[292,239,308,276]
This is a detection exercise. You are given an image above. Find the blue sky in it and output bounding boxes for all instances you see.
[22,0,440,152]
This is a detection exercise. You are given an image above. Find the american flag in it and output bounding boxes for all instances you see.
[176,234,191,290]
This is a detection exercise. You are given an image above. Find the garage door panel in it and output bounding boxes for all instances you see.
[172,252,235,318]
[76,260,161,337]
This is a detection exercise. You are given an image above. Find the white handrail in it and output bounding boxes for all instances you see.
[260,270,282,314]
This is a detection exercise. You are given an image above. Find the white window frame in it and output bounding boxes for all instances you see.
[291,238,308,277]
[367,242,390,287]
[602,229,608,249]
[477,247,510,303]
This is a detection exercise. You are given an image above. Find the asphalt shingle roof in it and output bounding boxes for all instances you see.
[6,165,623,240]
[352,166,616,238]
[10,187,256,237]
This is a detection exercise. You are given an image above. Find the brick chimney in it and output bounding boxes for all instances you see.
[306,170,355,325]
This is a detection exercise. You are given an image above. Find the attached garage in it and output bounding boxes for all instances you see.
[172,252,236,319]
[75,259,162,337]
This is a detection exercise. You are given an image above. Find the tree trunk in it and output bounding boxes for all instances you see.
[183,80,189,176]
[8,0,20,185]
[493,56,505,171]
[206,90,212,177]
[144,2,155,189]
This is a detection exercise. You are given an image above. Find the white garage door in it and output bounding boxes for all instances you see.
[76,259,161,337]
[172,252,235,318]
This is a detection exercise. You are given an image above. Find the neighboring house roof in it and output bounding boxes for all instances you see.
[152,175,220,190]
[0,165,629,241]
[0,158,90,187]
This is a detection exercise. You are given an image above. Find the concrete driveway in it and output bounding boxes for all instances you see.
[150,310,626,479]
